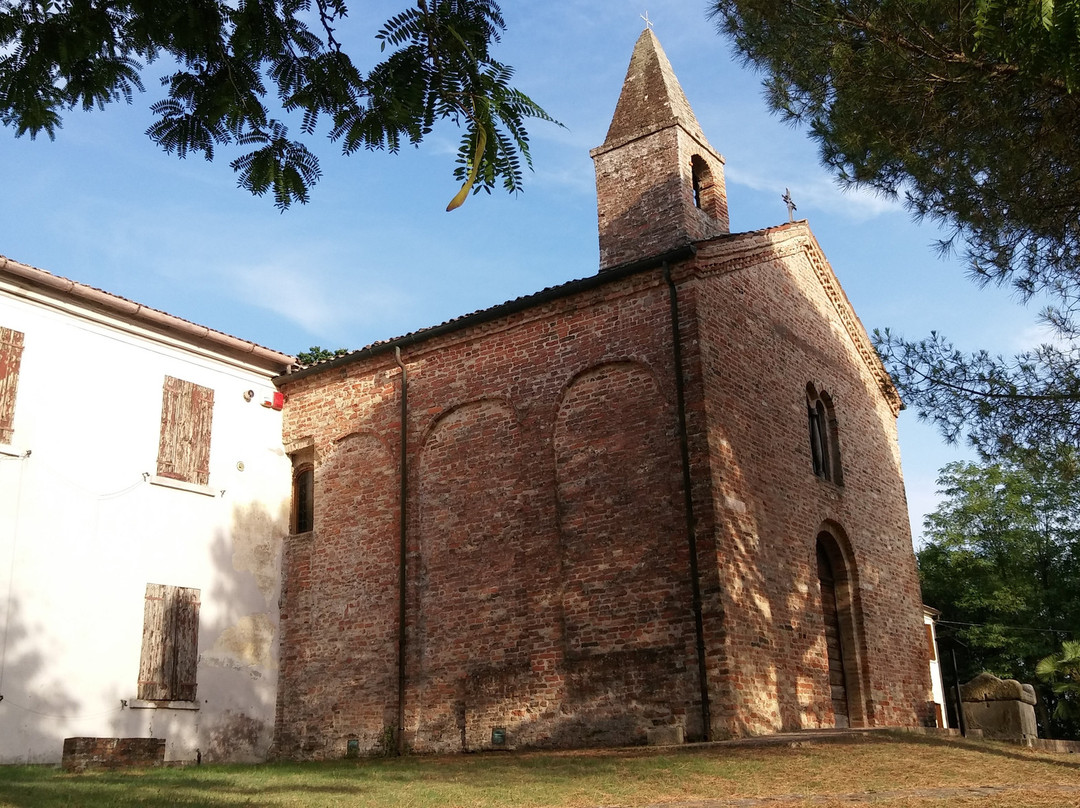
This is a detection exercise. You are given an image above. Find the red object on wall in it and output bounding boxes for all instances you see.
[262,391,284,410]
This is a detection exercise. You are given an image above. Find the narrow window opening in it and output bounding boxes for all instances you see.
[806,384,843,484]
[690,155,710,210]
[290,445,315,535]
[293,465,314,534]
[809,400,830,479]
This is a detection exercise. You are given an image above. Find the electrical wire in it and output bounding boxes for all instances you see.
[23,457,148,501]
[936,619,1075,637]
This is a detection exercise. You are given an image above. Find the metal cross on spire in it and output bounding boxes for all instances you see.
[782,188,797,222]
[640,10,654,29]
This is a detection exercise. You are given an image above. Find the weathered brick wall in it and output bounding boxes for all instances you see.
[61,737,165,772]
[593,128,728,271]
[274,228,931,758]
[277,275,706,758]
[275,375,401,758]
[692,225,931,737]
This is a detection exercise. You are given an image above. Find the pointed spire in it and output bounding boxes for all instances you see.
[591,28,729,271]
[602,28,707,149]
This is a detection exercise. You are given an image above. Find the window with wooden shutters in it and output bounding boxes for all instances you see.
[138,583,200,701]
[0,325,25,445]
[157,376,214,485]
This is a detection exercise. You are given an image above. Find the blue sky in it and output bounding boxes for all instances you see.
[0,1,1041,544]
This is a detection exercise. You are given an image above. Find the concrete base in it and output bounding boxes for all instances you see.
[647,726,685,746]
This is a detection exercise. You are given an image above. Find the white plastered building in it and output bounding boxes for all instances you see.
[924,606,949,729]
[0,255,294,764]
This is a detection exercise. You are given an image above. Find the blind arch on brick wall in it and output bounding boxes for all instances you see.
[416,399,536,748]
[814,524,869,728]
[554,360,688,658]
[320,430,397,671]
[277,430,399,756]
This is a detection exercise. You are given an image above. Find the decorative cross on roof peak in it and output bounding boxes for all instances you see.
[782,187,797,222]
[640,11,654,30]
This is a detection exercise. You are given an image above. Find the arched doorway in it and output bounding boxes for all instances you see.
[817,540,849,726]
[815,530,867,728]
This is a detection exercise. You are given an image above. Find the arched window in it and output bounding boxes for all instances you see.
[290,444,315,535]
[690,155,710,210]
[807,384,843,484]
[293,465,314,534]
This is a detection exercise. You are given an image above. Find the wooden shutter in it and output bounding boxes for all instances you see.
[0,326,25,444]
[173,587,200,701]
[157,376,214,485]
[138,584,200,701]
[138,583,170,700]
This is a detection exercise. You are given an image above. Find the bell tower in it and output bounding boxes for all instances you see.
[591,28,729,271]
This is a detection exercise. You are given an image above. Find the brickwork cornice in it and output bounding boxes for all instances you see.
[589,119,724,163]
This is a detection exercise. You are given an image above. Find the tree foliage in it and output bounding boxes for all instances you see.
[874,330,1080,455]
[712,0,1080,451]
[918,445,1080,736]
[1037,640,1080,724]
[296,344,348,364]
[0,0,556,209]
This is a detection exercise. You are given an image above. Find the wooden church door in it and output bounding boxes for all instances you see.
[817,542,849,727]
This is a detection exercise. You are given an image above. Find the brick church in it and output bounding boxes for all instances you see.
[273,29,932,757]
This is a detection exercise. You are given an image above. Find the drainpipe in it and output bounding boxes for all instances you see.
[663,262,712,741]
[394,347,408,755]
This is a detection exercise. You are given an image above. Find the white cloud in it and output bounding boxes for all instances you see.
[224,263,348,330]
[1011,321,1072,352]
[215,260,409,342]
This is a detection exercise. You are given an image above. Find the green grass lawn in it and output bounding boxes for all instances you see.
[1,734,1079,807]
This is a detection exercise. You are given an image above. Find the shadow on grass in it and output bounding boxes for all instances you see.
[881,730,1080,772]
[0,752,693,808]
[0,765,375,808]
[4,734,1077,807]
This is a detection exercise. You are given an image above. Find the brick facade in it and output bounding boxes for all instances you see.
[272,29,931,758]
